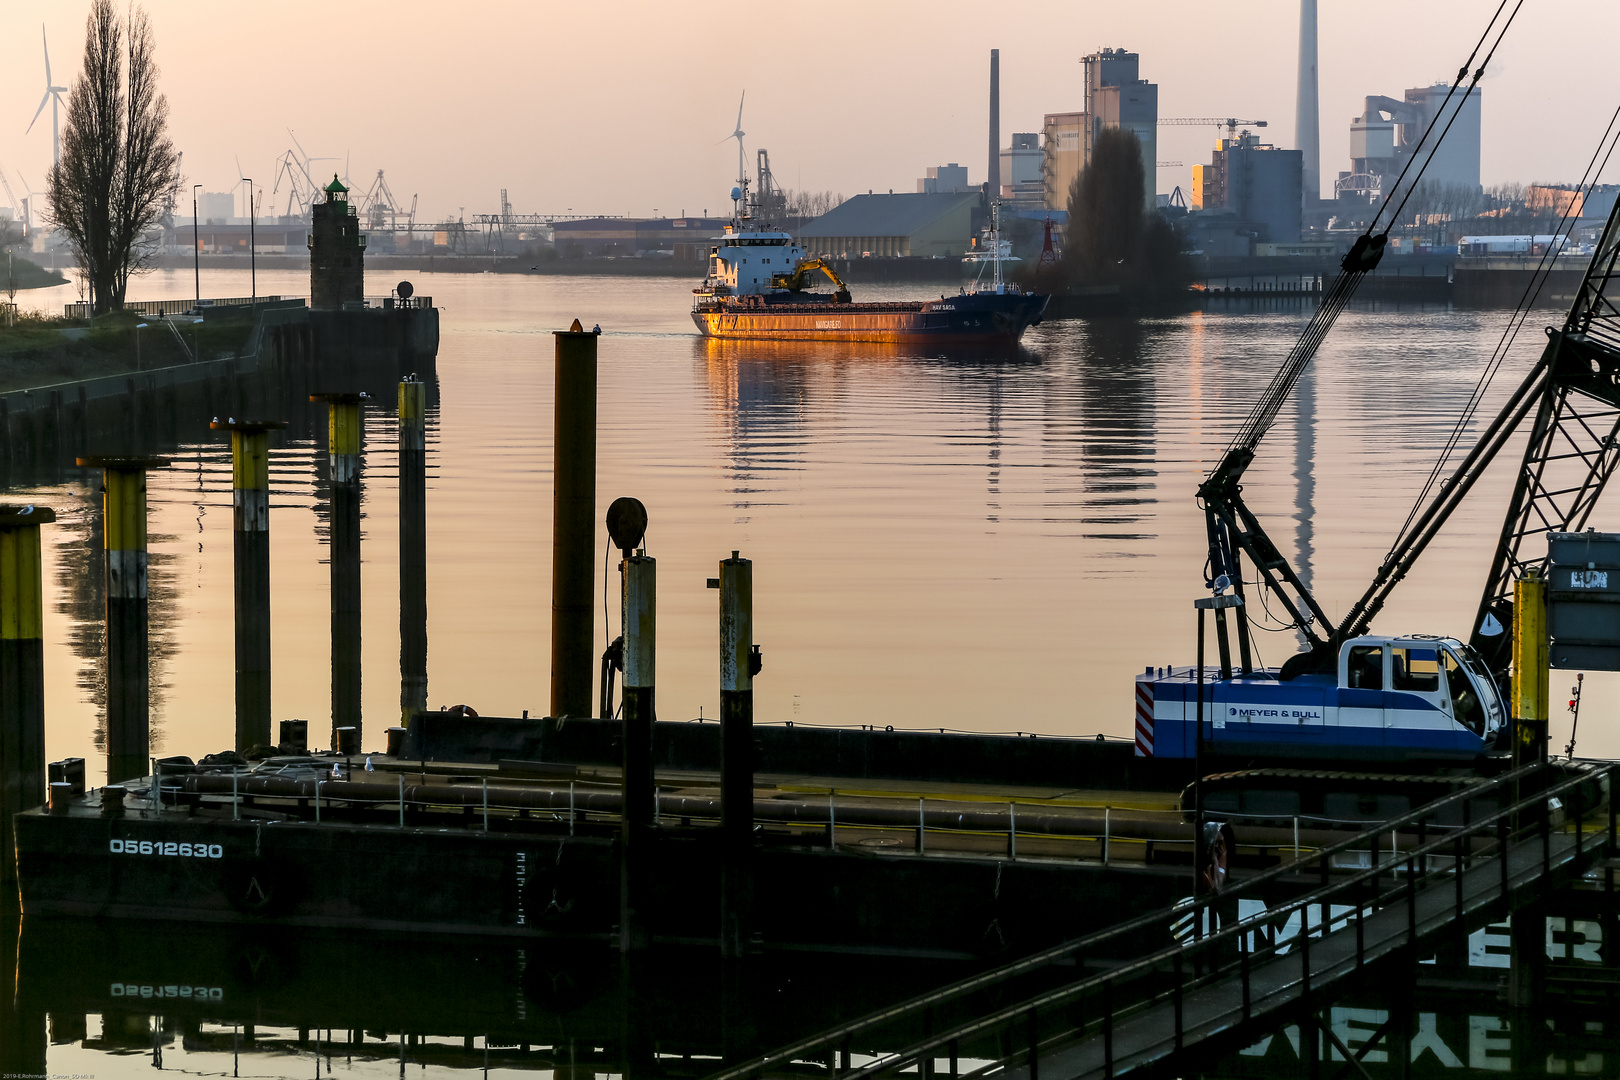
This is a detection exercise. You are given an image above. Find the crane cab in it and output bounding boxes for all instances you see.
[1332,635,1504,751]
[1133,634,1503,762]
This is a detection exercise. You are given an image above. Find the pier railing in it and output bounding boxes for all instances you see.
[62,295,292,319]
[161,762,1514,867]
[703,760,1612,1080]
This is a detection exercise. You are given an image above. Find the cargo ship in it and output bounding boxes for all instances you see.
[691,184,1048,346]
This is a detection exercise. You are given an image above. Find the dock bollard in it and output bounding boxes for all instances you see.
[717,550,757,959]
[0,504,52,884]
[279,718,308,755]
[550,321,598,719]
[311,394,365,751]
[211,419,287,753]
[397,378,428,729]
[79,457,169,785]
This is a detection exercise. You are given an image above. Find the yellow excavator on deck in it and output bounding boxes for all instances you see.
[769,259,852,304]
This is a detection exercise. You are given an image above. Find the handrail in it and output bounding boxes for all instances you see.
[705,760,1597,1080]
[848,761,1607,1080]
[831,762,1608,1080]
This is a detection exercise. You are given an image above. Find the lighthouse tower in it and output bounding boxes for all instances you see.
[309,174,365,309]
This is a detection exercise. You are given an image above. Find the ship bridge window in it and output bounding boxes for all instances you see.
[1391,646,1439,693]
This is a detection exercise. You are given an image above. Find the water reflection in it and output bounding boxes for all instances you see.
[1047,317,1159,550]
[5,906,972,1080]
[3,275,1601,774]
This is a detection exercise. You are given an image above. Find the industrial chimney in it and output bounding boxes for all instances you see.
[988,49,1001,198]
[1296,0,1320,205]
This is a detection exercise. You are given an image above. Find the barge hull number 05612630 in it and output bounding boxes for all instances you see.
[691,178,1047,346]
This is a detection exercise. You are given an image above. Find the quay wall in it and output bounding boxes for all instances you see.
[0,306,438,486]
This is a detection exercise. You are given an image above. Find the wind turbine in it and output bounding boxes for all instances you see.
[26,27,68,170]
[727,91,746,186]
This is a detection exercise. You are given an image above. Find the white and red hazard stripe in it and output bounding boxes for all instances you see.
[1134,679,1154,757]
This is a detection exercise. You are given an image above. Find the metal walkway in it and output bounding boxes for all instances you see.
[710,760,1613,1080]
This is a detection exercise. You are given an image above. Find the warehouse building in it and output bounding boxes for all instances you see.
[797,191,981,259]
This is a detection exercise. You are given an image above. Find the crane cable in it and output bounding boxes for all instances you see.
[1371,0,1521,236]
[1385,105,1620,560]
[1210,0,1521,469]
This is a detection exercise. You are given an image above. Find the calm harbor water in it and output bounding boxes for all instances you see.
[6,268,1615,1078]
[9,269,1608,764]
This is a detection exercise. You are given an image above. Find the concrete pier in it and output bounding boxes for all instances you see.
[313,394,364,750]
[0,505,52,885]
[211,419,287,752]
[398,379,428,727]
[551,322,598,719]
[79,456,169,784]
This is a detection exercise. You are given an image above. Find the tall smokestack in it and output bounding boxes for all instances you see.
[988,49,1001,198]
[1296,0,1320,205]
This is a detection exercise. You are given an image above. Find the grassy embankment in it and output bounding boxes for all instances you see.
[0,308,258,395]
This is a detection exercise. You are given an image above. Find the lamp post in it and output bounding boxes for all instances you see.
[134,322,146,370]
[191,184,202,311]
[242,177,255,308]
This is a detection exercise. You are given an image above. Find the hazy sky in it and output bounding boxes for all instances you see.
[2,1,1616,222]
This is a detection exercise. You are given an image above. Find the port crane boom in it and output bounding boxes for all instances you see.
[1335,190,1620,676]
[1195,232,1389,672]
[1203,171,1620,687]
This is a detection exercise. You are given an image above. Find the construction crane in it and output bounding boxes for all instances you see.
[1133,155,1620,766]
[0,166,22,231]
[1159,118,1267,138]
[1131,18,1552,767]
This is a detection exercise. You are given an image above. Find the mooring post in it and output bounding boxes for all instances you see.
[80,456,169,784]
[1511,567,1549,778]
[398,378,428,730]
[550,321,599,719]
[620,552,656,951]
[0,505,53,885]
[718,550,756,959]
[211,419,286,753]
[312,393,365,751]
[605,497,654,952]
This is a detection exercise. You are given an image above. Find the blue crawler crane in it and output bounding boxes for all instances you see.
[1141,170,1620,767]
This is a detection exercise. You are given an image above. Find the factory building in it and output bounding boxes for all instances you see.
[1000,134,1045,210]
[797,191,980,259]
[1041,48,1158,213]
[1190,132,1303,247]
[917,164,972,194]
[1339,83,1482,201]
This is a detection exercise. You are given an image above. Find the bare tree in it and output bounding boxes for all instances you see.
[48,0,180,314]
[783,190,845,220]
